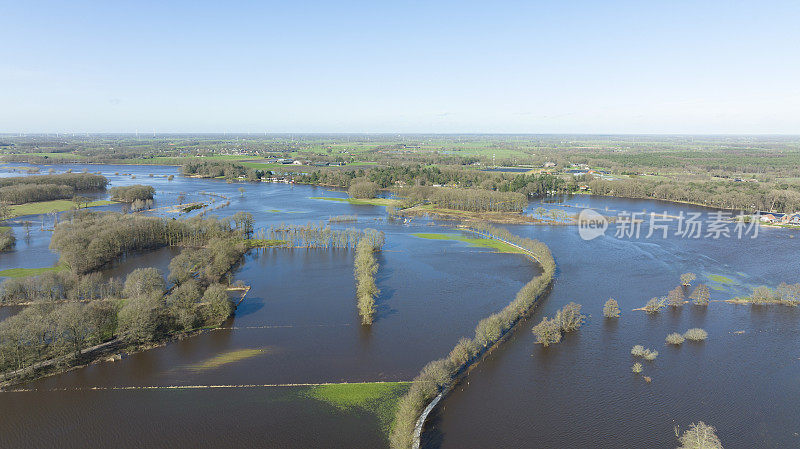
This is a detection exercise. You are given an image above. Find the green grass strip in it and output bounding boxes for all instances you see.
[0,264,67,278]
[411,232,524,253]
[9,199,116,218]
[303,381,411,435]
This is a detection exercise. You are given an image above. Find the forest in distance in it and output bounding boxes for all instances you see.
[4,134,800,213]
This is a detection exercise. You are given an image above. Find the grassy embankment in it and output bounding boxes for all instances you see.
[0,264,67,278]
[411,232,524,254]
[9,199,116,218]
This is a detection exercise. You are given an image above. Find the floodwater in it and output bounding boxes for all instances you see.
[0,163,533,448]
[426,196,800,449]
[1,163,799,448]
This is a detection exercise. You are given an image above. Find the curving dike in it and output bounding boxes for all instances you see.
[392,224,556,449]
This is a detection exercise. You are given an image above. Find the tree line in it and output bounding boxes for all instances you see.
[1,216,251,380]
[390,223,556,448]
[181,161,262,181]
[354,238,381,325]
[0,173,108,205]
[588,177,800,213]
[109,184,155,202]
[261,222,385,249]
[50,211,253,274]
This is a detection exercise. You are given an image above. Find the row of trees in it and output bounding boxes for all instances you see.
[428,188,527,212]
[354,238,380,325]
[390,224,555,449]
[295,164,568,199]
[1,271,120,305]
[181,161,262,181]
[394,185,528,212]
[0,264,241,375]
[109,184,155,202]
[261,223,385,249]
[0,183,74,204]
[0,173,108,191]
[588,177,800,213]
[0,301,116,372]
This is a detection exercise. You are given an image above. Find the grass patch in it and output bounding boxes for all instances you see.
[303,382,411,435]
[411,232,524,253]
[187,348,267,371]
[0,264,67,278]
[309,197,399,206]
[708,274,737,285]
[9,199,116,218]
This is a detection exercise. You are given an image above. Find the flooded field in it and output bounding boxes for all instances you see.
[1,163,798,448]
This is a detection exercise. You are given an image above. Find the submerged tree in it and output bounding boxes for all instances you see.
[644,297,666,314]
[603,298,620,318]
[689,284,710,306]
[531,317,562,347]
[680,272,696,287]
[667,286,685,307]
[555,302,586,332]
[676,421,723,449]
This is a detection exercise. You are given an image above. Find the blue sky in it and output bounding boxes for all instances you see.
[2,1,799,133]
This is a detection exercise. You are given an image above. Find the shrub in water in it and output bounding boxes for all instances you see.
[603,298,620,318]
[665,332,685,345]
[684,328,708,341]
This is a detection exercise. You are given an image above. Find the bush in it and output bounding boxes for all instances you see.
[532,317,562,346]
[665,332,685,345]
[631,345,658,360]
[348,181,379,199]
[0,183,74,204]
[631,362,643,373]
[676,421,723,449]
[684,328,708,341]
[603,298,620,318]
